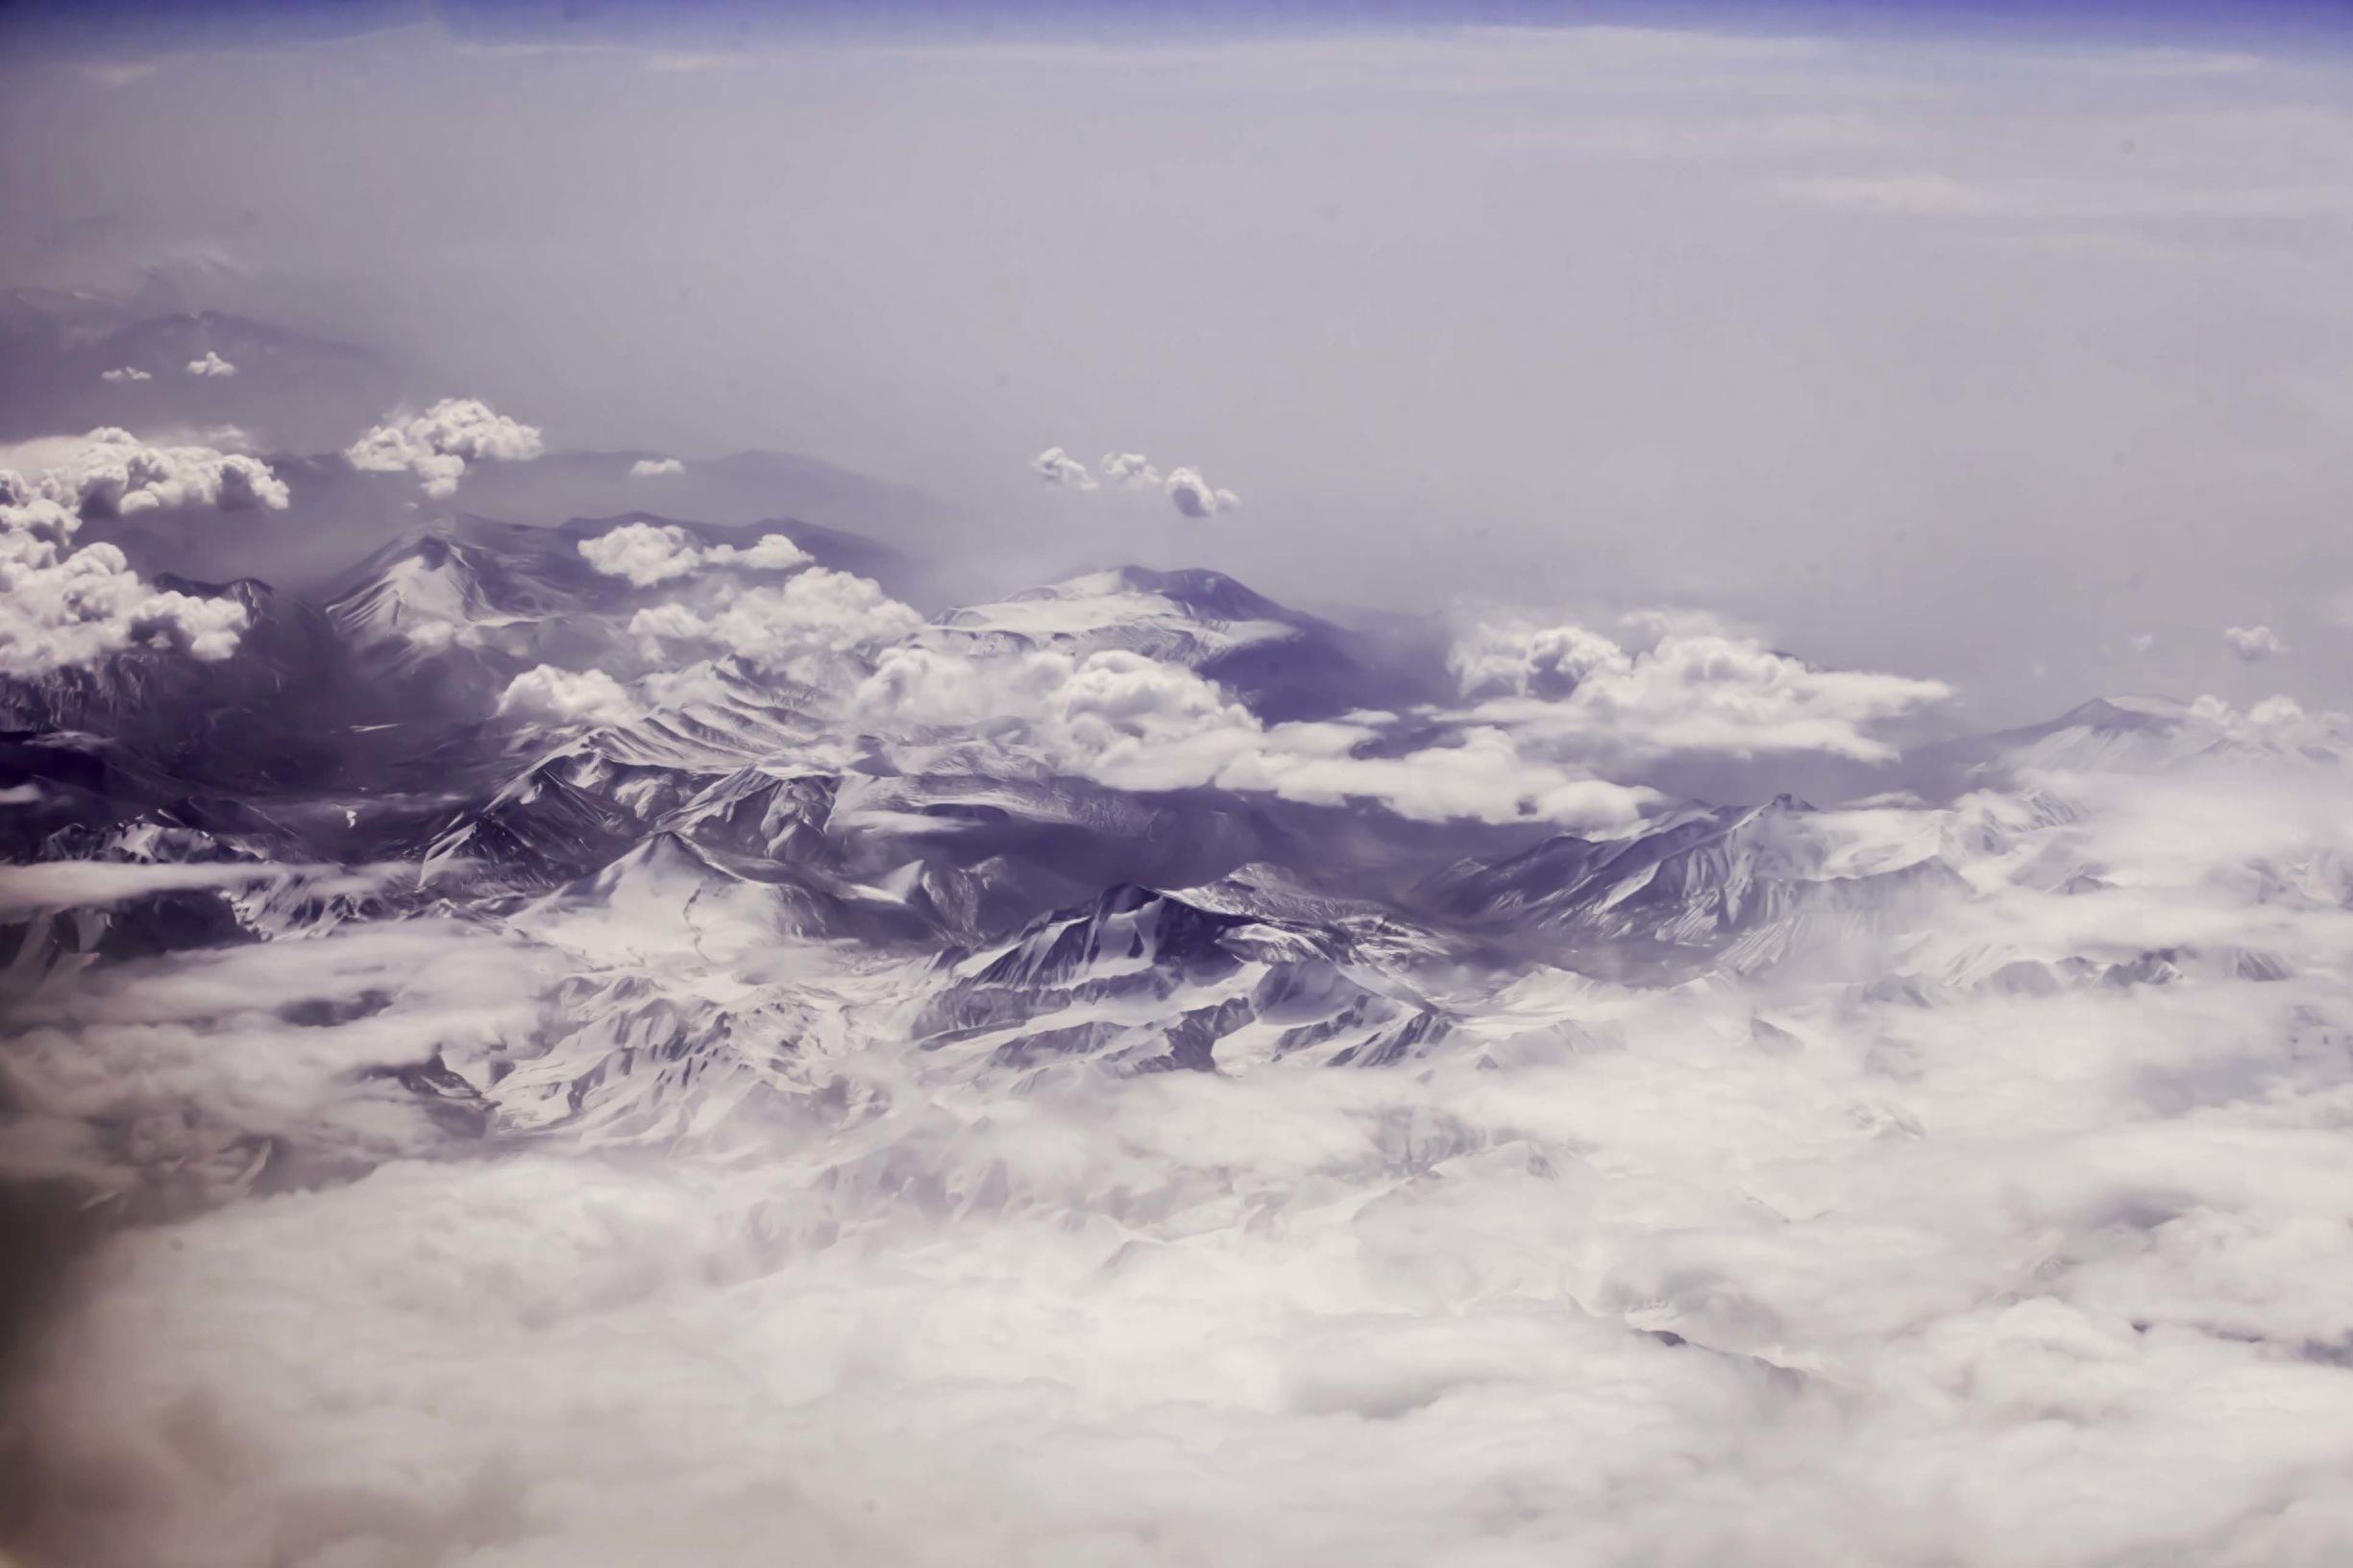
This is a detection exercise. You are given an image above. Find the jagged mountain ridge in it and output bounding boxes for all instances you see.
[10,502,2331,1180]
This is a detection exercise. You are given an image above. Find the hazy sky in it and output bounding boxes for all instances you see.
[3,0,2349,725]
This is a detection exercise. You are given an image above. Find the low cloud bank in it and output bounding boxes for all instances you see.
[11,734,2353,1566]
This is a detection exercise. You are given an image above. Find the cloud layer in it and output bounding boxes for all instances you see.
[13,714,2353,1566]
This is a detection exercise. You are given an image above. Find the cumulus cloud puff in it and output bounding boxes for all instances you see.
[577,523,810,587]
[1452,622,1631,700]
[1032,448,1241,518]
[1452,618,1951,763]
[0,468,257,678]
[0,434,297,675]
[1029,447,1097,489]
[0,535,248,677]
[2178,691,2348,753]
[629,456,686,478]
[856,643,1654,828]
[11,428,291,518]
[498,664,639,727]
[578,523,704,586]
[1165,466,1240,518]
[345,398,546,500]
[1098,451,1162,489]
[629,566,926,679]
[99,366,152,384]
[2223,624,2284,662]
[184,350,237,378]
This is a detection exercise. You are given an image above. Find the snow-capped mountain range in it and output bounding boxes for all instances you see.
[9,490,2353,1568]
[8,505,2346,1207]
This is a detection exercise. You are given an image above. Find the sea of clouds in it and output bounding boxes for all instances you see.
[8,727,2353,1567]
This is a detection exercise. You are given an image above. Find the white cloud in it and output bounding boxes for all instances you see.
[497,664,639,727]
[1032,450,1240,516]
[0,538,249,678]
[345,399,546,499]
[184,351,237,378]
[0,917,554,1202]
[726,534,813,572]
[8,429,291,518]
[23,911,2353,1565]
[578,523,704,586]
[1451,622,1631,700]
[1165,466,1240,519]
[0,480,248,679]
[1450,618,1951,763]
[2174,691,2349,754]
[99,366,152,384]
[1029,447,1097,489]
[1219,723,1658,827]
[577,523,810,586]
[2245,694,2309,728]
[629,567,924,678]
[629,456,686,478]
[0,436,288,677]
[625,599,713,650]
[1099,451,1163,489]
[854,643,1656,828]
[2223,624,2284,662]
[0,860,372,918]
